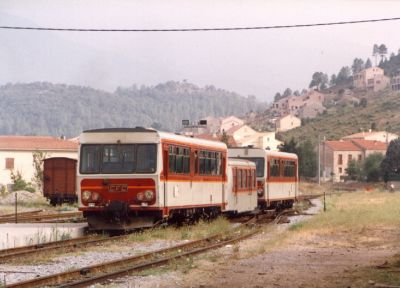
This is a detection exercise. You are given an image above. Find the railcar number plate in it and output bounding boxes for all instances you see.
[108,184,128,192]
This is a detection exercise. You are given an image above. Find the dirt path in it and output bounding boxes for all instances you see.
[116,199,400,288]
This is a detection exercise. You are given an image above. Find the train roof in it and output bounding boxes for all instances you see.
[228,147,298,159]
[81,127,227,149]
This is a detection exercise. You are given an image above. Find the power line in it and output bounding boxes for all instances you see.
[0,17,399,32]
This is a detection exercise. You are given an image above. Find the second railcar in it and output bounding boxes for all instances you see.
[228,147,298,209]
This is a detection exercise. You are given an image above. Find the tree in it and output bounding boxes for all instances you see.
[351,58,365,74]
[32,151,47,192]
[363,153,384,182]
[297,140,317,178]
[336,66,351,85]
[274,92,282,102]
[220,130,230,147]
[293,90,300,96]
[365,58,372,68]
[345,160,362,181]
[278,138,297,154]
[329,74,337,86]
[309,72,329,90]
[360,97,368,108]
[373,44,380,66]
[381,139,400,180]
[282,88,292,98]
[378,44,388,62]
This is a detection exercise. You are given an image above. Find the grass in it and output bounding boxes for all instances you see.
[126,216,231,243]
[294,191,400,234]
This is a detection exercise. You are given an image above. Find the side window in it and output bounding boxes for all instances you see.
[270,159,280,177]
[168,145,190,174]
[238,169,242,189]
[198,150,222,175]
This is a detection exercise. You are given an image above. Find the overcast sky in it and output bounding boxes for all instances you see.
[0,0,399,101]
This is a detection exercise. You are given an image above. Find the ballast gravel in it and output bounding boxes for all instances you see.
[0,239,186,285]
[0,199,322,287]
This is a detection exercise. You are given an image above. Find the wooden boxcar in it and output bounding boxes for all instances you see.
[43,157,77,206]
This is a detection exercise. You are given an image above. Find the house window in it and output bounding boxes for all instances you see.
[358,155,362,162]
[5,158,14,170]
[339,167,343,174]
[338,154,343,165]
[348,155,352,162]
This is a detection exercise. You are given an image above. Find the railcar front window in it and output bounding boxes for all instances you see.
[136,144,156,173]
[80,145,101,173]
[102,145,135,173]
[240,157,264,177]
[80,144,156,174]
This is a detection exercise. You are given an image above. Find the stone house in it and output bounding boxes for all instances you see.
[225,124,282,151]
[275,114,301,132]
[353,67,390,92]
[321,139,387,182]
[271,90,325,119]
[0,136,78,190]
[342,130,398,143]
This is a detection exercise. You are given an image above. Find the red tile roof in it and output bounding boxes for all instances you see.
[0,136,78,151]
[324,141,361,151]
[225,125,244,135]
[194,134,237,147]
[351,139,387,150]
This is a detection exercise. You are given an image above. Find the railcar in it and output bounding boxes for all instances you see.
[43,157,78,206]
[228,147,298,209]
[77,127,257,230]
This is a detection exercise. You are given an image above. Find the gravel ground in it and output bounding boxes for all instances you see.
[0,200,322,287]
[0,239,187,285]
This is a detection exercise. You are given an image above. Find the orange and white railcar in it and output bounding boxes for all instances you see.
[225,158,258,213]
[77,127,256,230]
[228,147,298,209]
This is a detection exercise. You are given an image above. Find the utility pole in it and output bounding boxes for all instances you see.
[318,134,321,185]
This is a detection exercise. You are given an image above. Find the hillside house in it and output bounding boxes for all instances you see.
[391,75,400,91]
[271,90,325,119]
[225,124,282,151]
[353,67,390,92]
[0,136,78,191]
[321,139,387,182]
[342,130,398,143]
[275,114,301,132]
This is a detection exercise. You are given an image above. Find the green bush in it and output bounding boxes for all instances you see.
[10,170,36,193]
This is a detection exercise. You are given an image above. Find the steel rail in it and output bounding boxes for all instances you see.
[6,226,257,288]
[0,235,133,263]
[0,210,43,219]
[62,229,260,288]
[0,211,82,223]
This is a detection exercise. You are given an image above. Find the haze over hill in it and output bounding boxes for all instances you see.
[0,81,264,137]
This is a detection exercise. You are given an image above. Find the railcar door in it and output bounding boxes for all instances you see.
[162,145,169,217]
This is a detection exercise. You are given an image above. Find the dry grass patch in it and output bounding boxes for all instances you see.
[287,191,400,247]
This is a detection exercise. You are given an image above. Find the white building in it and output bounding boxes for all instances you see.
[0,136,78,190]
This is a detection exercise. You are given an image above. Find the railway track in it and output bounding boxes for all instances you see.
[0,210,43,219]
[4,205,312,287]
[0,211,83,224]
[6,224,259,288]
[0,234,132,263]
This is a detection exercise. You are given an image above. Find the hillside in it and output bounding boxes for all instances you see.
[0,81,264,137]
[279,89,400,145]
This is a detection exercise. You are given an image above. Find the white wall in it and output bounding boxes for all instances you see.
[0,150,77,188]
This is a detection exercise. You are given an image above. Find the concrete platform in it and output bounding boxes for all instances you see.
[0,222,88,249]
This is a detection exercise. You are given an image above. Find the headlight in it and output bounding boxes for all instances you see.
[137,192,144,201]
[91,192,100,201]
[144,190,154,201]
[257,188,264,197]
[82,190,92,201]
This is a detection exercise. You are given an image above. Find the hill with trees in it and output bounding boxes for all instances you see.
[0,81,264,137]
